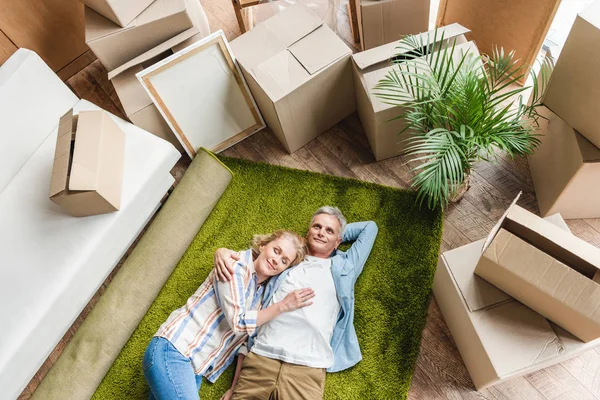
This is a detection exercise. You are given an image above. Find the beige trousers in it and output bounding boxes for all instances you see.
[231,352,326,400]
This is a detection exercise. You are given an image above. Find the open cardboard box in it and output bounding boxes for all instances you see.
[543,0,600,149]
[474,195,600,342]
[85,0,195,71]
[354,0,429,51]
[229,3,355,154]
[351,24,472,161]
[49,109,125,217]
[434,212,600,390]
[528,105,600,219]
[82,0,154,27]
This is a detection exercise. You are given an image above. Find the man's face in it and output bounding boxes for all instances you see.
[307,214,342,257]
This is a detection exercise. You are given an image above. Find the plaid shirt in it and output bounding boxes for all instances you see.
[155,249,264,382]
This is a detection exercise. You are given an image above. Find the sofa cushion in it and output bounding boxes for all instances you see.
[0,49,78,195]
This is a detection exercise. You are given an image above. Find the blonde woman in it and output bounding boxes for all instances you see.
[143,230,313,400]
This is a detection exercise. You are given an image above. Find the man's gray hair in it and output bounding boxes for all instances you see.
[311,206,347,239]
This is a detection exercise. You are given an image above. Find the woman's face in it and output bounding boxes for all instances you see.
[255,237,297,277]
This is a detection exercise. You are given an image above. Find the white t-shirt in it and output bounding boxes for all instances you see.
[251,255,341,368]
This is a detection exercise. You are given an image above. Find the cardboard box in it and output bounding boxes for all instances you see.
[49,109,125,217]
[351,24,471,161]
[108,28,202,153]
[543,0,600,149]
[85,0,194,71]
[436,0,561,85]
[354,0,429,51]
[230,4,355,154]
[247,0,338,32]
[473,197,600,342]
[528,106,600,219]
[434,213,600,390]
[82,0,154,27]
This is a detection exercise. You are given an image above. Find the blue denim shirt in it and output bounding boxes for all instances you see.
[249,221,378,372]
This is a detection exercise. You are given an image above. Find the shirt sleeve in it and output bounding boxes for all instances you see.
[238,343,249,356]
[214,250,259,335]
[342,221,378,278]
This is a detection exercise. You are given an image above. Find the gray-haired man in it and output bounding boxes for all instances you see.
[214,207,378,399]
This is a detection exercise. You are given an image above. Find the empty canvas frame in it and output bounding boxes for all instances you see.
[137,30,265,157]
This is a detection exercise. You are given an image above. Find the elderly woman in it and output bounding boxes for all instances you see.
[143,230,314,400]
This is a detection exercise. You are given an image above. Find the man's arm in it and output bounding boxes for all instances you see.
[342,221,378,277]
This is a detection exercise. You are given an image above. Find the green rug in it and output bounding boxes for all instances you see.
[93,156,443,400]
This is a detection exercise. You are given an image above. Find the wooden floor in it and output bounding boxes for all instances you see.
[20,1,600,399]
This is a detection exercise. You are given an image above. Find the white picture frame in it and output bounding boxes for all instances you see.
[137,30,265,157]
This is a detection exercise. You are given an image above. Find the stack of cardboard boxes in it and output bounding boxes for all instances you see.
[82,0,211,152]
[528,0,600,219]
[434,194,600,390]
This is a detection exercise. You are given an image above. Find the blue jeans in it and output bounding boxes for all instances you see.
[143,337,203,400]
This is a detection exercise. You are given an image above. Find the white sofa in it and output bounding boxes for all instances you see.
[0,49,181,400]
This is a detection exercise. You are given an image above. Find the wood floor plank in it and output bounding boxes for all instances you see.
[561,351,600,397]
[466,171,514,221]
[441,219,472,253]
[326,126,410,189]
[444,199,496,242]
[409,364,458,400]
[304,138,360,179]
[486,378,545,400]
[525,364,598,400]
[66,60,125,119]
[0,28,17,65]
[244,130,306,170]
[473,160,539,214]
[413,327,490,399]
[317,128,387,184]
[584,219,600,236]
[229,138,266,163]
[565,219,600,248]
[292,147,331,174]
[220,147,239,158]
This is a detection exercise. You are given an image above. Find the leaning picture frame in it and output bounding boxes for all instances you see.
[136,30,265,157]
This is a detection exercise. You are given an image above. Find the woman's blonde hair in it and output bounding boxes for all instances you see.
[251,230,307,267]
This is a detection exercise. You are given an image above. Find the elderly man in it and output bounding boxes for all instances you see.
[214,206,378,400]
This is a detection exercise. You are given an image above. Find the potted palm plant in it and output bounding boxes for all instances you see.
[374,31,552,210]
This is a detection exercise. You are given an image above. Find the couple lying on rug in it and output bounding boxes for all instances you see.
[143,206,378,399]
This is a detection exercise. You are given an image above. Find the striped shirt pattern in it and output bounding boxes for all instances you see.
[155,249,264,382]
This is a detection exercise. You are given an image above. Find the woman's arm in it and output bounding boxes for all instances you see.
[256,288,315,325]
[214,252,314,335]
[214,254,261,335]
